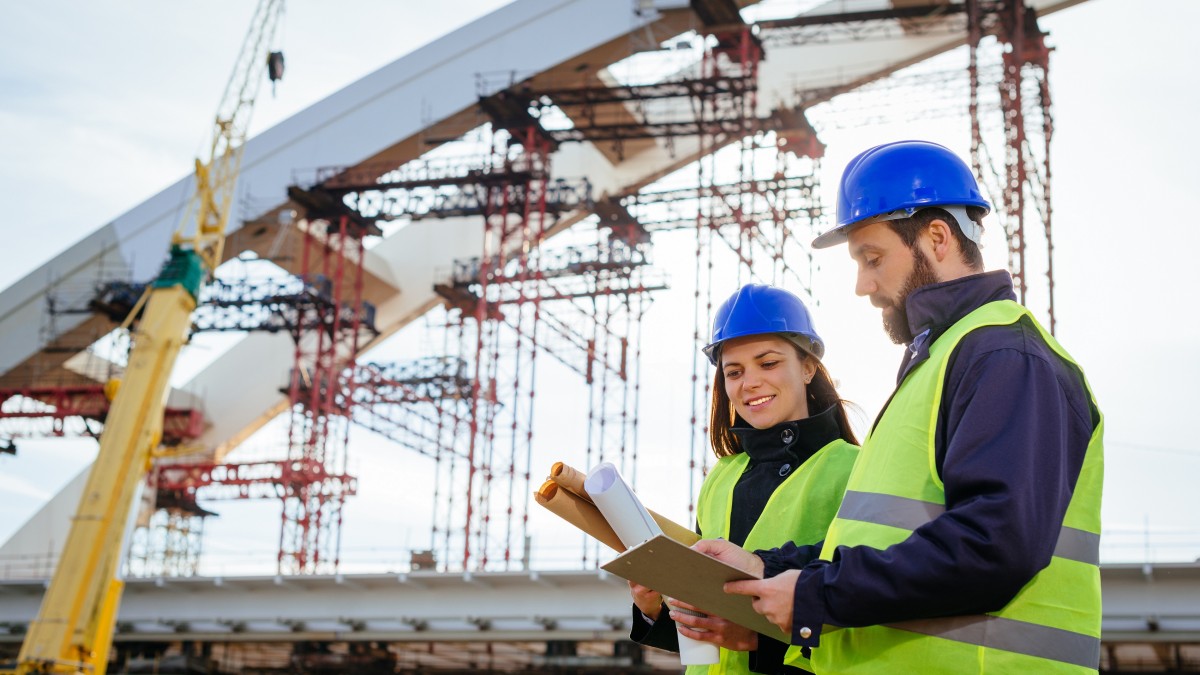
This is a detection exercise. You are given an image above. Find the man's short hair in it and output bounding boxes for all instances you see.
[885,206,986,269]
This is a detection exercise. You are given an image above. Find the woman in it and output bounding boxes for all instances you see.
[629,284,859,675]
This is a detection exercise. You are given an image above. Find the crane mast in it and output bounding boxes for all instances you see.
[9,2,285,673]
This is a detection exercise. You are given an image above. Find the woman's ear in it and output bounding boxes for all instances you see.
[802,356,817,384]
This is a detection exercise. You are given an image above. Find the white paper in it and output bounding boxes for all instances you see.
[585,462,720,665]
[584,462,662,547]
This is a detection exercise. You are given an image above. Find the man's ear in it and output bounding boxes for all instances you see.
[923,218,956,263]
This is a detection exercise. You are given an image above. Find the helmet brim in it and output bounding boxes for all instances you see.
[811,226,850,249]
[704,332,824,366]
[812,202,989,249]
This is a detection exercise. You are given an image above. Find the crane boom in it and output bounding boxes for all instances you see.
[9,2,284,673]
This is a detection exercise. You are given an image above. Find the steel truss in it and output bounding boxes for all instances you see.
[293,157,592,223]
[0,384,204,445]
[756,2,984,47]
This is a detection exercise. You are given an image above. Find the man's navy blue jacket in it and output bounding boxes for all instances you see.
[758,270,1100,647]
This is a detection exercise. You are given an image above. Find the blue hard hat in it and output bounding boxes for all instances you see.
[703,284,824,366]
[812,140,991,249]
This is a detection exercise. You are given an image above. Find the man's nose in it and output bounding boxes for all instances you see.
[855,270,874,297]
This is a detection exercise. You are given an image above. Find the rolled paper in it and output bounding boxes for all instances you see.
[550,461,589,498]
[583,462,661,548]
[650,510,700,546]
[534,479,626,553]
[551,462,699,545]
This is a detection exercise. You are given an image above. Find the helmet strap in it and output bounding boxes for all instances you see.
[942,206,983,247]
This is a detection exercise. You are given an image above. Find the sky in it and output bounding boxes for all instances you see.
[1,0,1198,574]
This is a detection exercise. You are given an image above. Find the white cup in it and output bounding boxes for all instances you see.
[670,602,720,665]
[678,632,720,665]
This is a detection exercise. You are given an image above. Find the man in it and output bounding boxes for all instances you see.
[694,140,1104,674]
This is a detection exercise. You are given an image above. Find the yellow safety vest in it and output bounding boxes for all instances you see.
[688,437,859,675]
[815,300,1104,674]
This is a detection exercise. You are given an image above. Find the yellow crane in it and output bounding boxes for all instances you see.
[7,2,284,672]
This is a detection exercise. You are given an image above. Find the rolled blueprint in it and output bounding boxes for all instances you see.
[534,479,625,553]
[553,461,700,546]
[582,463,660,548]
[583,462,719,666]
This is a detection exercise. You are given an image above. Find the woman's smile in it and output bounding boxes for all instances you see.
[746,394,775,410]
[722,335,815,429]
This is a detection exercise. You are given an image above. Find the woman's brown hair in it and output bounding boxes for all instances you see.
[708,341,859,458]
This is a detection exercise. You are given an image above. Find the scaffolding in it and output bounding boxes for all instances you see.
[306,108,662,569]
[762,0,1059,332]
[5,0,1064,586]
[137,15,823,574]
[968,0,1057,332]
[0,276,206,446]
[125,488,215,578]
[143,218,379,575]
[523,25,821,520]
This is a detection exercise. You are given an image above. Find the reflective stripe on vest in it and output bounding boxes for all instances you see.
[836,490,1101,566]
[815,300,1104,675]
[885,614,1102,670]
[688,438,858,675]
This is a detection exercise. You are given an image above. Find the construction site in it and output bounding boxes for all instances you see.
[0,0,1197,673]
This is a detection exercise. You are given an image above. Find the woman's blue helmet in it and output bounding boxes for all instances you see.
[812,140,991,249]
[703,284,824,366]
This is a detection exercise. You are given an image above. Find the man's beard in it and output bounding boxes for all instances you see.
[882,247,940,345]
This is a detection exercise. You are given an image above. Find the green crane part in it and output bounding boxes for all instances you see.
[152,246,206,302]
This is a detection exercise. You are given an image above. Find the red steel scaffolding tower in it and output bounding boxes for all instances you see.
[760,0,1059,332]
[274,215,373,573]
[506,24,825,521]
[968,0,1057,332]
[311,109,662,569]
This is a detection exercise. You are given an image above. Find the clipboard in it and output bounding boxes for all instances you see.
[601,534,790,643]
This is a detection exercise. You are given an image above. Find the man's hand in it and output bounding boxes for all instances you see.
[667,597,758,651]
[691,538,765,578]
[628,581,664,621]
[725,569,801,635]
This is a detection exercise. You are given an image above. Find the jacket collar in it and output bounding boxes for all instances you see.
[897,269,1018,382]
[730,403,843,466]
[904,269,1017,340]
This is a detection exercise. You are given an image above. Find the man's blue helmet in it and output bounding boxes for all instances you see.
[703,284,824,366]
[812,140,991,249]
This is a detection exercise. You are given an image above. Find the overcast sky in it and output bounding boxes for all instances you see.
[1,0,1197,573]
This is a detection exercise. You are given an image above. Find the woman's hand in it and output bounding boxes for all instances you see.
[668,597,758,651]
[692,538,765,577]
[629,581,664,621]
